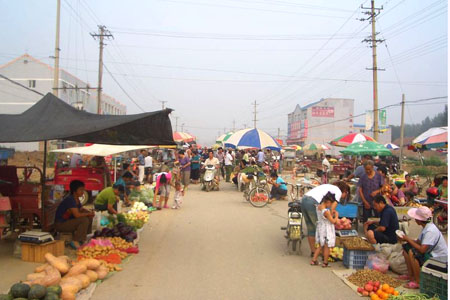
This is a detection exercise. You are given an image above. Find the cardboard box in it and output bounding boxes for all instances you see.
[21,240,64,263]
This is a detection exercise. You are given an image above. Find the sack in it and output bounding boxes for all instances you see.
[388,251,407,275]
[92,211,102,231]
[365,253,389,273]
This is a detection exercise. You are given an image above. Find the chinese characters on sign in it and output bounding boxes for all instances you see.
[312,106,334,117]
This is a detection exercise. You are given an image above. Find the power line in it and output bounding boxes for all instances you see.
[0,74,44,96]
[103,64,145,112]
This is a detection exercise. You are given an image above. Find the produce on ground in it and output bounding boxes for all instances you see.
[130,201,148,212]
[347,270,402,288]
[2,282,63,300]
[342,237,375,251]
[388,294,440,300]
[356,281,399,299]
[92,223,138,242]
[77,245,127,262]
[100,237,133,250]
[124,211,149,229]
[330,247,344,260]
[335,217,352,230]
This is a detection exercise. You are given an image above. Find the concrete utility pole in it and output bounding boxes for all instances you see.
[253,100,258,128]
[399,94,405,169]
[277,128,281,139]
[181,123,185,132]
[159,101,168,110]
[361,0,384,141]
[232,119,236,132]
[174,116,179,132]
[52,0,61,97]
[91,25,113,114]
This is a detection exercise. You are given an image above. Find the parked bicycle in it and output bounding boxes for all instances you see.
[243,171,270,207]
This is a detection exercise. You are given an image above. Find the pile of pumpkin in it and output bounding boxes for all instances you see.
[6,253,109,300]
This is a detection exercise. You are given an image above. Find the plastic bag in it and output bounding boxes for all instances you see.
[365,253,389,273]
[389,251,407,275]
[93,211,102,231]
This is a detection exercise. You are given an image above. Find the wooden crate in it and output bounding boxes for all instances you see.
[21,240,64,263]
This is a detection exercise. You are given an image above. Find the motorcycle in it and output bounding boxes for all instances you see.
[201,164,218,192]
[281,199,304,254]
[433,199,447,232]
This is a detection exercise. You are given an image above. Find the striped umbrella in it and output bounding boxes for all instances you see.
[284,144,302,151]
[303,143,330,151]
[224,128,281,150]
[330,133,375,147]
[173,132,196,143]
[216,132,234,144]
[413,127,448,149]
[384,143,399,150]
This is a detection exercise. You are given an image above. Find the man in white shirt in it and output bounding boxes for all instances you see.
[322,155,331,184]
[144,152,153,183]
[224,149,234,182]
[257,149,265,166]
[301,182,350,256]
[70,153,83,168]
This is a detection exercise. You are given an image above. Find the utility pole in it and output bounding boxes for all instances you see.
[174,116,179,132]
[159,101,168,110]
[181,123,185,132]
[361,0,384,141]
[399,94,405,170]
[277,128,281,139]
[91,25,113,114]
[52,0,61,97]
[232,119,236,132]
[253,100,258,128]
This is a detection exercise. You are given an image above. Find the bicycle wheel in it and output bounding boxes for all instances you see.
[248,187,269,207]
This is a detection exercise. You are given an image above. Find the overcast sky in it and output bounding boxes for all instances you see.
[0,0,447,145]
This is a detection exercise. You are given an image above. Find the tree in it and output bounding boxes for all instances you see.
[391,105,448,141]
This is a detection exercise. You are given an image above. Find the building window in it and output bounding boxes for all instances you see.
[28,80,36,88]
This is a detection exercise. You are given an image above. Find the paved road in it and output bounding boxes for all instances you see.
[92,182,360,300]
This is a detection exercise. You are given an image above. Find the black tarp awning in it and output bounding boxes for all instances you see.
[0,93,175,145]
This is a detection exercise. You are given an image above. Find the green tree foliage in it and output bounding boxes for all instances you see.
[391,105,448,141]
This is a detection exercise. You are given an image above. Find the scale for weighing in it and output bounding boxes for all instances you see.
[18,231,54,244]
[336,230,358,237]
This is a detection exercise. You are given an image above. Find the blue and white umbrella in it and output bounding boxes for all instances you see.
[384,143,399,150]
[224,128,281,151]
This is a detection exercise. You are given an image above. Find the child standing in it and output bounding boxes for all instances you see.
[172,181,183,209]
[311,192,339,267]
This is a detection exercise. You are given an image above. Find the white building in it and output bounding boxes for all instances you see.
[0,54,126,150]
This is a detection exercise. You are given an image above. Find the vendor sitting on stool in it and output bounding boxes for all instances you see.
[399,206,447,289]
[94,184,123,215]
[54,180,94,249]
[268,171,288,202]
[364,195,399,245]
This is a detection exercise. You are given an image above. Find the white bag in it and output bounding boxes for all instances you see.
[92,211,102,231]
[389,251,408,275]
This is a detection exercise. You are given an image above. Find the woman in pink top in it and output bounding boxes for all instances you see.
[153,172,172,209]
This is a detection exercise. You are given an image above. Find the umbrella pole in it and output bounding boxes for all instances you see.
[114,156,117,182]
[42,140,47,231]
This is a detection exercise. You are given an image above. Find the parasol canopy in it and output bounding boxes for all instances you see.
[224,128,281,151]
[173,132,196,143]
[216,132,234,144]
[51,144,153,157]
[340,141,392,156]
[284,145,302,151]
[330,133,375,147]
[384,143,399,150]
[303,143,330,151]
[412,127,448,149]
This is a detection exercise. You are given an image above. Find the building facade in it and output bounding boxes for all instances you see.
[0,54,126,150]
[287,98,354,149]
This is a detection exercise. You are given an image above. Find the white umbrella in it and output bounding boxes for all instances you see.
[52,144,152,156]
[384,143,399,150]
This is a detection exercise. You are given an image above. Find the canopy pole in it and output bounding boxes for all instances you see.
[114,156,117,182]
[42,140,47,231]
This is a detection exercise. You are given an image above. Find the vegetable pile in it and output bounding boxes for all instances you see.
[93,223,137,242]
[3,254,110,300]
[347,270,402,288]
[130,202,148,212]
[388,294,440,300]
[356,281,399,299]
[342,237,375,251]
[335,217,352,230]
[123,211,148,229]
[330,247,344,260]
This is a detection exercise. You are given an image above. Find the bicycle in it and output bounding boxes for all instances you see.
[246,172,270,208]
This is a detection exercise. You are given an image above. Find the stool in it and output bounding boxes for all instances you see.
[59,232,73,243]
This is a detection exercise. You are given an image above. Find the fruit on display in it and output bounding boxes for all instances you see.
[330,247,344,260]
[335,217,352,230]
[10,283,30,298]
[130,201,148,212]
[356,281,399,299]
[348,270,402,288]
[76,245,127,261]
[28,284,47,299]
[342,237,374,251]
[4,282,64,300]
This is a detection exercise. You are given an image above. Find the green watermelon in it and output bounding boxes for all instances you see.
[43,293,59,300]
[28,284,46,299]
[45,286,61,297]
[10,283,30,298]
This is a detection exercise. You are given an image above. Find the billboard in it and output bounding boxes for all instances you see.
[312,106,334,117]
[288,120,301,140]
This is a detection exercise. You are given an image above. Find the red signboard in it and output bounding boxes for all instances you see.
[288,120,301,140]
[312,106,334,118]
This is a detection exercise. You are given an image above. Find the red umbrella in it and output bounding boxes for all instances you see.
[330,133,375,147]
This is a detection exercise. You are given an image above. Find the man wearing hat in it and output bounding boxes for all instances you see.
[398,206,448,289]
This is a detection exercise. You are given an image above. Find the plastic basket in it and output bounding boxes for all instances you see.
[420,268,448,300]
[336,203,358,218]
[343,248,375,269]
